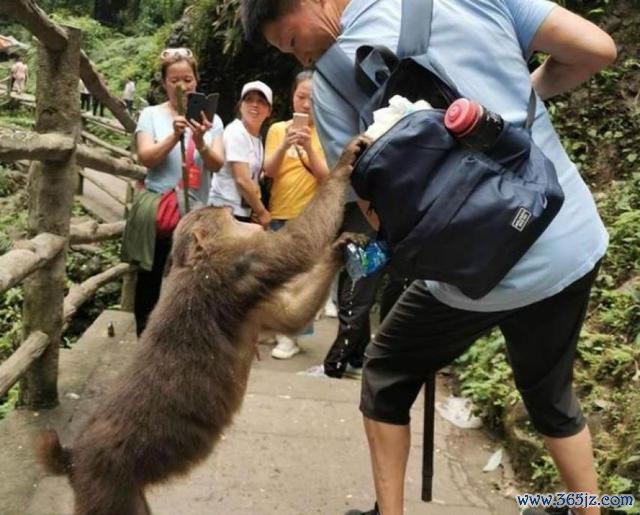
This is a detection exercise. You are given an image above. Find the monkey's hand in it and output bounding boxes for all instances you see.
[332,232,370,263]
[334,135,372,177]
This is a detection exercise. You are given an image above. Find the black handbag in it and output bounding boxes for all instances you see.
[315,0,564,299]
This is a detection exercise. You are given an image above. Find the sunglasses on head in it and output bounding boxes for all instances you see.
[160,48,194,61]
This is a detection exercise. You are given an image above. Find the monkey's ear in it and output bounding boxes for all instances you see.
[192,227,209,251]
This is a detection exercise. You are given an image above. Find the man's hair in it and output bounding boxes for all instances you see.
[240,0,296,44]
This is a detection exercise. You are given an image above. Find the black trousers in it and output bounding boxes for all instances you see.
[92,97,104,117]
[324,202,408,378]
[362,263,600,436]
[80,93,91,111]
[134,238,172,337]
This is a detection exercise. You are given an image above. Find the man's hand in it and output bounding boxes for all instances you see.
[530,6,616,100]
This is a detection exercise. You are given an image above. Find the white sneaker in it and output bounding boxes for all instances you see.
[271,335,301,359]
[323,298,338,318]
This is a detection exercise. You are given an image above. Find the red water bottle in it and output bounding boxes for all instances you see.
[445,98,504,151]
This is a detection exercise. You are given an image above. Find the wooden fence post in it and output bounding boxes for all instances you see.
[120,269,137,313]
[19,26,82,409]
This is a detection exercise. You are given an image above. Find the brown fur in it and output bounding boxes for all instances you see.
[35,136,371,514]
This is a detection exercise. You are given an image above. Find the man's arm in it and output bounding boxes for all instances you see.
[529,6,616,100]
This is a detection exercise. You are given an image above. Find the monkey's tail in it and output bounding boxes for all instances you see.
[35,429,72,476]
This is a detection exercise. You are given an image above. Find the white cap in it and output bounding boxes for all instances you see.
[240,80,273,106]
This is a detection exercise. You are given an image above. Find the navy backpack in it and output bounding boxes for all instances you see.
[315,0,564,299]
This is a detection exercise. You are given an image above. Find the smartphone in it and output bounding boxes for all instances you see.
[292,112,309,129]
[186,92,219,123]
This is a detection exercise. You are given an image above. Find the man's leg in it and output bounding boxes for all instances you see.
[359,282,505,514]
[544,426,599,515]
[500,264,601,515]
[363,417,410,515]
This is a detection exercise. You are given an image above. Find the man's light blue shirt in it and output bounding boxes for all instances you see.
[313,0,608,312]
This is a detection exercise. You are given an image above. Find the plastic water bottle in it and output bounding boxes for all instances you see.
[345,240,389,282]
[445,98,531,169]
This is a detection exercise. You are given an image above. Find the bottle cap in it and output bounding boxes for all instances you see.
[445,98,482,136]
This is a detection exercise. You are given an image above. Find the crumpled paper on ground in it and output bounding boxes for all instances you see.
[435,395,483,429]
[364,95,432,140]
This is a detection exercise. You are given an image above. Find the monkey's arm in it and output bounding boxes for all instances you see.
[248,136,371,288]
[254,247,340,335]
[253,232,367,335]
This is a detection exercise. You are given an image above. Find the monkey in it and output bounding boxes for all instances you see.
[35,135,371,515]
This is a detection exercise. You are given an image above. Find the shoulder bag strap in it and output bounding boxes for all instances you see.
[397,0,433,57]
[314,44,370,115]
[314,0,435,117]
[354,0,435,93]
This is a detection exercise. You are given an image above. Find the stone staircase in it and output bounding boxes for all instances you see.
[0,310,518,515]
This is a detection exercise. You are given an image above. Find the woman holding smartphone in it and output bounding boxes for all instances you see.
[262,70,331,359]
[131,47,224,335]
[208,80,273,227]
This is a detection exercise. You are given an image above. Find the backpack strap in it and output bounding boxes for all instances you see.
[314,43,370,115]
[353,0,435,97]
[315,0,434,112]
[397,0,433,57]
[355,45,399,95]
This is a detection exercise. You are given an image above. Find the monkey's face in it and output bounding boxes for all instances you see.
[171,207,264,268]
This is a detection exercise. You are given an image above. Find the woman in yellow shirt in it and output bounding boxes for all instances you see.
[263,70,330,359]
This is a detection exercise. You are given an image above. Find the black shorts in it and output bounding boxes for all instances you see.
[361,263,600,438]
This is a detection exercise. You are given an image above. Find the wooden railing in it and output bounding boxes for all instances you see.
[0,0,147,409]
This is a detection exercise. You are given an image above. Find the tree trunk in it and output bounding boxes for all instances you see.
[19,26,81,410]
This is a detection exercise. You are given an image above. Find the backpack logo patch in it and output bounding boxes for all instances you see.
[511,207,532,232]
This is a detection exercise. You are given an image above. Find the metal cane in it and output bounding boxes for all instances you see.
[422,371,436,501]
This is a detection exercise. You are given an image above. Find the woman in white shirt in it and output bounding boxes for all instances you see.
[208,81,273,227]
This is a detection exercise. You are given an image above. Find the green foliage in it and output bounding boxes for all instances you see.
[0,386,19,419]
[46,12,163,108]
[185,0,300,122]
[557,0,615,17]
[189,0,241,57]
[547,56,640,189]
[0,102,35,130]
[454,332,519,431]
[50,12,117,52]
[530,455,560,485]
[0,287,24,365]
